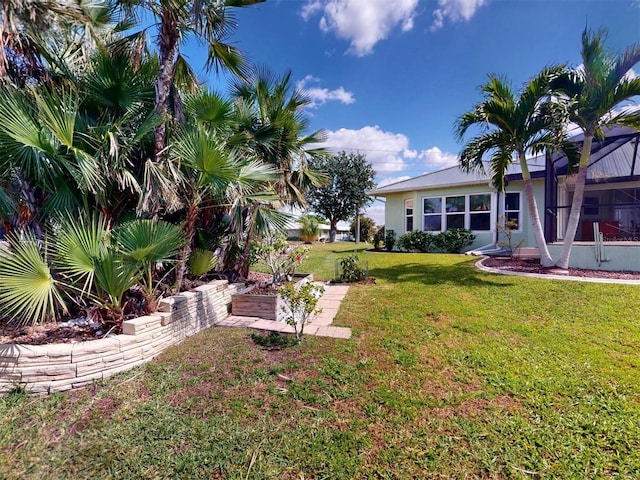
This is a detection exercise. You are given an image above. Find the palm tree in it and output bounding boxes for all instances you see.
[0,0,118,85]
[116,0,264,161]
[455,68,574,267]
[551,29,640,269]
[229,68,328,209]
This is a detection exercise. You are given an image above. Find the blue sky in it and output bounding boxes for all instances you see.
[182,0,639,224]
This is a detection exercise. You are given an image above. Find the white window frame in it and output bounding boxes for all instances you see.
[421,193,495,233]
[405,199,414,232]
[503,191,523,233]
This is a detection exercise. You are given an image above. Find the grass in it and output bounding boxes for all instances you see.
[1,242,639,478]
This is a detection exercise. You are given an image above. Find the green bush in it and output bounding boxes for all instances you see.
[397,230,435,252]
[384,229,396,251]
[434,228,476,253]
[338,254,366,282]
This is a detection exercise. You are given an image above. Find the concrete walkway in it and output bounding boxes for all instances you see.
[216,284,352,339]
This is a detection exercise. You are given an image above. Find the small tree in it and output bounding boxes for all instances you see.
[497,216,524,256]
[299,214,320,243]
[372,225,385,250]
[384,229,396,251]
[350,215,376,243]
[252,235,309,286]
[307,152,376,242]
[278,282,324,342]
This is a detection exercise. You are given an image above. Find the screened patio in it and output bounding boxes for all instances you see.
[543,126,640,243]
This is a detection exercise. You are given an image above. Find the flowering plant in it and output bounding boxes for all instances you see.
[252,236,309,286]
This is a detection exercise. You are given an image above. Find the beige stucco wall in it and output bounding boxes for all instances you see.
[381,179,546,251]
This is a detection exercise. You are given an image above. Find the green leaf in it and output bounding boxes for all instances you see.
[0,233,67,325]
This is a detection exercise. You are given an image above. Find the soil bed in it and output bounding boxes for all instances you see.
[482,256,640,280]
[0,272,271,346]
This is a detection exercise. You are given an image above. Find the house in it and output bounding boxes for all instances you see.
[286,220,351,242]
[369,126,640,271]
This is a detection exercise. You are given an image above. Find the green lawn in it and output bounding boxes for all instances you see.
[1,243,639,479]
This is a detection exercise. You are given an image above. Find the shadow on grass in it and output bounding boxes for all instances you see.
[368,261,507,288]
[250,331,298,350]
[329,245,370,255]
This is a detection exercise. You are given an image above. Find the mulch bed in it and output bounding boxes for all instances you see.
[481,256,640,280]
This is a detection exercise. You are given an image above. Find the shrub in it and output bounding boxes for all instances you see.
[434,228,476,253]
[497,216,524,256]
[252,236,309,285]
[397,230,435,252]
[372,232,382,250]
[300,215,320,243]
[337,254,366,282]
[372,226,385,250]
[278,281,324,342]
[384,229,396,251]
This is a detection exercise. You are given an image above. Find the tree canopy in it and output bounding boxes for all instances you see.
[306,152,376,243]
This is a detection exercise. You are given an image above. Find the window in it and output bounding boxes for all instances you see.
[423,197,442,231]
[405,199,414,232]
[446,196,465,229]
[422,194,493,232]
[504,192,521,230]
[470,194,491,231]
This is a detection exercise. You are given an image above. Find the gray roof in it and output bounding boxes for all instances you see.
[370,124,640,196]
[369,158,546,196]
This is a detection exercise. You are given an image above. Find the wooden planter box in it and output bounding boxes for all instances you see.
[231,273,313,321]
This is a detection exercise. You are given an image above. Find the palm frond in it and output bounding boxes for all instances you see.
[53,212,109,295]
[188,248,218,277]
[0,232,67,325]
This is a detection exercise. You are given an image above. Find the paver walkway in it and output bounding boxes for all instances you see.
[216,283,351,339]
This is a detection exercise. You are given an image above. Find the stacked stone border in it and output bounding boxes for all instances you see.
[0,280,251,396]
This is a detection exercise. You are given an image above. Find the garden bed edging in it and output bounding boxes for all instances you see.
[0,279,251,396]
[231,273,314,321]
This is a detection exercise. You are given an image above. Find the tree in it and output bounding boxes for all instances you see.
[299,214,320,243]
[229,67,327,207]
[455,67,575,267]
[350,215,376,243]
[118,0,264,161]
[307,152,376,243]
[551,29,640,269]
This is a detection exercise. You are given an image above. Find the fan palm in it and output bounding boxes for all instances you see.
[115,218,185,309]
[115,0,264,161]
[230,68,328,208]
[0,85,102,234]
[188,248,218,277]
[170,117,280,287]
[455,67,575,267]
[53,212,140,325]
[1,0,118,85]
[551,29,640,269]
[0,231,68,325]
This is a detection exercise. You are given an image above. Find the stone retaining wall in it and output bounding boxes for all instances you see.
[0,280,250,396]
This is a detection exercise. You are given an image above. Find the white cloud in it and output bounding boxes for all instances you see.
[430,0,489,31]
[300,0,420,57]
[299,0,323,21]
[417,146,459,169]
[363,203,386,226]
[296,75,355,108]
[624,67,638,81]
[322,126,410,173]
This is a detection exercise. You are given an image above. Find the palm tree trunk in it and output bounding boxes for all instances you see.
[519,153,554,267]
[174,201,199,292]
[153,8,179,162]
[555,136,593,269]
